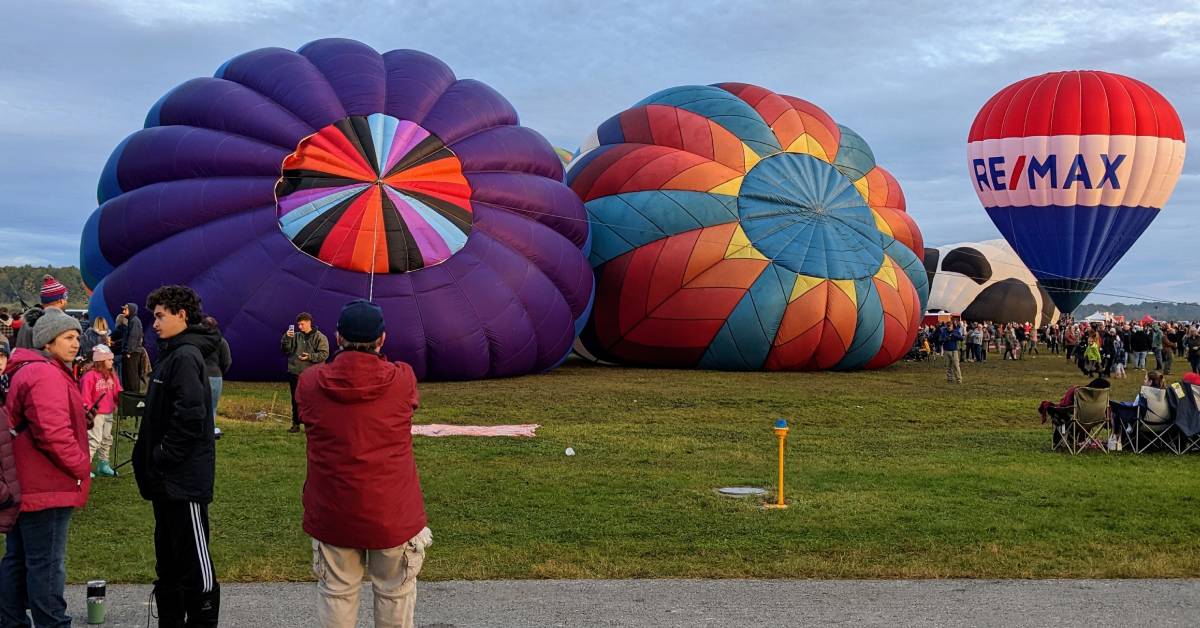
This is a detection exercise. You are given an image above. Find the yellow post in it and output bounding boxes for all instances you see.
[766,418,789,509]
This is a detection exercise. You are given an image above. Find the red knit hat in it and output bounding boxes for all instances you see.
[40,274,68,305]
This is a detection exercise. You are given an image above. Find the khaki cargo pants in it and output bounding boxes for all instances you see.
[312,527,432,628]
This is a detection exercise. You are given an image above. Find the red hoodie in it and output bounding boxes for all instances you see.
[6,348,91,511]
[298,350,426,549]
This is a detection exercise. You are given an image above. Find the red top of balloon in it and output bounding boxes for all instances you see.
[968,70,1184,142]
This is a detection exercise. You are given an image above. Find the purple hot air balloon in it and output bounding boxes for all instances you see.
[80,38,593,381]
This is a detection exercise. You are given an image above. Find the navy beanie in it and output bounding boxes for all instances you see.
[337,300,386,343]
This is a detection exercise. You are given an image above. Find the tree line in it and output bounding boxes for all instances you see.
[0,265,89,312]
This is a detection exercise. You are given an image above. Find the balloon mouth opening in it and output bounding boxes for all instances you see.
[273,113,475,275]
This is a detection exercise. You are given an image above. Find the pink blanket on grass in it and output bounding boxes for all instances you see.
[411,424,539,437]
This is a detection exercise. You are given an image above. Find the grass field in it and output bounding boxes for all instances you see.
[19,352,1200,582]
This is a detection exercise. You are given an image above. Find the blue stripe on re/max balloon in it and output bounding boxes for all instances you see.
[985,203,1159,310]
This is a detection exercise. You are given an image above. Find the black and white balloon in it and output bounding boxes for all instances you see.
[923,240,1060,325]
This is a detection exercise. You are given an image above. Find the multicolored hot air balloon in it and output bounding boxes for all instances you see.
[568,83,928,370]
[80,38,593,381]
[968,71,1186,313]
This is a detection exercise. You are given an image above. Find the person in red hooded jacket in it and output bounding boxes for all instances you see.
[298,299,430,628]
[0,307,90,627]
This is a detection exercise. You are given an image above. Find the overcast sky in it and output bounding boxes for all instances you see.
[1,0,1195,305]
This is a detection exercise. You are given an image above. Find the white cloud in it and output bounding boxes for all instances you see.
[99,0,301,26]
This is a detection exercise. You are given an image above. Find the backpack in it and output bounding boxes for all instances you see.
[0,362,33,533]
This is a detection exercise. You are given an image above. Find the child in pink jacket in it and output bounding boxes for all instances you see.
[81,344,122,477]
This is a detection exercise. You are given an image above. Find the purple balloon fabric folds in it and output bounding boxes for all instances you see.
[81,38,593,381]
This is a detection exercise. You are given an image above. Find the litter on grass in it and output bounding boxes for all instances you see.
[412,424,539,437]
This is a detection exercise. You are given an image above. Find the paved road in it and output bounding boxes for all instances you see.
[65,579,1198,627]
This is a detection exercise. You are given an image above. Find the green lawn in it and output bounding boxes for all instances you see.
[20,352,1200,582]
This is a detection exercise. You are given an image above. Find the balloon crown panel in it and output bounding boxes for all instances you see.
[568,83,929,371]
[80,38,594,381]
[276,114,473,273]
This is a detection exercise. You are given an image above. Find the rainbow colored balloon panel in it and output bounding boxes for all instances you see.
[568,83,929,370]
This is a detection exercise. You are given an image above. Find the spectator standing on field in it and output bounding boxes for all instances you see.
[1187,327,1200,374]
[299,300,431,628]
[943,323,964,384]
[0,308,90,627]
[0,307,14,345]
[281,313,329,433]
[14,275,69,349]
[118,303,148,394]
[201,316,232,425]
[133,286,222,626]
[1161,326,1176,375]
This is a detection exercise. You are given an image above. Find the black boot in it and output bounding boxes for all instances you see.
[152,581,186,628]
[184,583,220,627]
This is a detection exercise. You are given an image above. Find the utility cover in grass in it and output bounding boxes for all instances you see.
[717,487,767,497]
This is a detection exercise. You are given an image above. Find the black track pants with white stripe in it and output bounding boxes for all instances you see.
[152,500,217,599]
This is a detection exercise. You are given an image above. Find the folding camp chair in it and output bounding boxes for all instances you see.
[1166,382,1200,454]
[1123,387,1180,454]
[111,391,146,472]
[1053,386,1111,454]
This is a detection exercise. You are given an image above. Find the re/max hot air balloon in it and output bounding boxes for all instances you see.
[568,83,928,370]
[968,71,1186,313]
[80,38,593,381]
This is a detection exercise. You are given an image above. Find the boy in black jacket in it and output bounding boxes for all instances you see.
[133,285,221,626]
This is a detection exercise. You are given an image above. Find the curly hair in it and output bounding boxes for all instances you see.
[146,285,204,325]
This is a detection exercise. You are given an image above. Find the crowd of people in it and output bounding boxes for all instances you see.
[0,278,430,627]
[918,316,1200,384]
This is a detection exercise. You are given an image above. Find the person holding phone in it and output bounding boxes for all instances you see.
[280,313,329,433]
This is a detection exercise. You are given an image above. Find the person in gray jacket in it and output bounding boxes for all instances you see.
[280,313,329,433]
[202,316,232,424]
[119,303,147,393]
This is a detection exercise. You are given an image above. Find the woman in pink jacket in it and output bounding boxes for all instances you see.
[0,308,90,627]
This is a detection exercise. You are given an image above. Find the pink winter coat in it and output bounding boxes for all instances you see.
[6,349,91,511]
[80,368,122,415]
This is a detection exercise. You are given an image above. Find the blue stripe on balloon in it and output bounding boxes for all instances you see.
[635,85,781,156]
[585,190,739,266]
[985,204,1158,312]
[739,153,883,280]
[393,191,469,251]
[367,113,395,174]
[831,125,876,180]
[699,263,794,369]
[596,114,626,148]
[883,237,929,312]
[835,277,885,370]
[279,186,368,238]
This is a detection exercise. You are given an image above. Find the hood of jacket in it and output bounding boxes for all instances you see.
[159,323,221,359]
[124,302,139,318]
[23,308,44,327]
[313,350,401,403]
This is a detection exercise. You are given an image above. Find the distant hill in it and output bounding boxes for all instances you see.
[0,265,89,312]
[1076,301,1200,322]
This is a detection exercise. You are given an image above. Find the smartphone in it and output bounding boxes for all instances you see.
[289,325,295,333]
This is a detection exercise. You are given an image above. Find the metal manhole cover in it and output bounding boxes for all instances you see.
[717,487,767,497]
